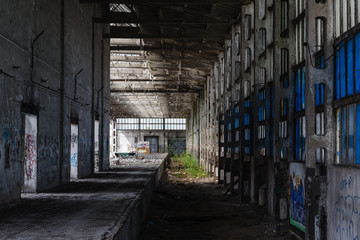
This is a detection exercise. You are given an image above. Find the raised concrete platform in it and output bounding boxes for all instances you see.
[0,153,168,240]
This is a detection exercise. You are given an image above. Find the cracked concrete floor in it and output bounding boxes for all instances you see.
[138,163,291,240]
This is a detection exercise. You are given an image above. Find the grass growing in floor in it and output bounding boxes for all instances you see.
[172,153,209,178]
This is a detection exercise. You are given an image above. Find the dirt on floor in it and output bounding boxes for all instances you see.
[138,158,292,240]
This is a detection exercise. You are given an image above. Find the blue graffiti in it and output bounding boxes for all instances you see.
[290,176,305,226]
[339,176,352,191]
[333,194,360,240]
[70,153,78,167]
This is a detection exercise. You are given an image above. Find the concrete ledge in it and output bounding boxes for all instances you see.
[111,154,168,240]
[0,154,168,240]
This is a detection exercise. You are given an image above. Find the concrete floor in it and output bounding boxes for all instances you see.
[138,159,291,240]
[0,154,167,240]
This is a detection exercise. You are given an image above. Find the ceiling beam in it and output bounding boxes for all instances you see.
[81,0,242,4]
[111,79,185,82]
[94,14,233,25]
[104,29,227,39]
[111,89,200,93]
[109,45,221,52]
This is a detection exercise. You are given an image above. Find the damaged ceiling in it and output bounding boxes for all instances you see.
[84,0,243,118]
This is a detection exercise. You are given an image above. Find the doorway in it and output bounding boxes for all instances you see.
[23,114,38,193]
[144,136,159,153]
[70,124,79,180]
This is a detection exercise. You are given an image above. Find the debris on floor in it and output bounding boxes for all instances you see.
[138,158,292,240]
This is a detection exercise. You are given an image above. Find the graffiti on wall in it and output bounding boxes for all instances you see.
[289,163,306,232]
[333,176,360,240]
[38,135,59,166]
[3,125,22,167]
[24,114,37,192]
[25,134,36,180]
[70,124,79,179]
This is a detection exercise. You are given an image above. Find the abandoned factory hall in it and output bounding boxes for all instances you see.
[1,0,360,239]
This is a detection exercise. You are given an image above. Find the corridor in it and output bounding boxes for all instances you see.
[0,0,358,239]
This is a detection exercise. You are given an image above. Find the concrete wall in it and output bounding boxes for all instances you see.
[0,0,109,205]
[116,130,185,154]
[328,167,360,240]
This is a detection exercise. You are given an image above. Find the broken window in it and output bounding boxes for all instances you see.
[244,47,252,71]
[259,107,265,122]
[165,118,186,130]
[141,118,164,130]
[245,15,252,41]
[315,83,325,136]
[235,61,241,81]
[280,48,289,88]
[279,121,287,138]
[335,33,360,100]
[244,113,250,126]
[258,125,266,139]
[280,0,289,37]
[220,57,225,96]
[315,18,325,69]
[280,98,288,118]
[295,18,306,64]
[226,46,232,66]
[335,0,360,37]
[226,72,231,90]
[117,118,139,130]
[259,67,266,88]
[259,0,266,20]
[280,147,287,160]
[234,32,240,55]
[244,80,251,98]
[259,89,266,101]
[295,0,306,17]
[259,28,266,55]
[245,128,251,141]
[295,66,306,112]
[316,148,325,163]
[336,105,360,164]
[259,147,266,157]
[295,116,306,161]
[279,98,288,138]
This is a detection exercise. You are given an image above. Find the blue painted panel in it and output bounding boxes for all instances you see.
[295,118,299,160]
[336,49,340,99]
[235,118,239,128]
[356,33,360,93]
[301,67,305,110]
[259,107,264,121]
[341,107,347,163]
[244,114,249,125]
[349,105,355,163]
[340,42,347,98]
[356,104,360,164]
[320,84,324,105]
[315,84,320,106]
[347,39,354,96]
[296,70,300,111]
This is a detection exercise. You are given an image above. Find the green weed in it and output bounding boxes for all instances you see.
[175,153,208,178]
